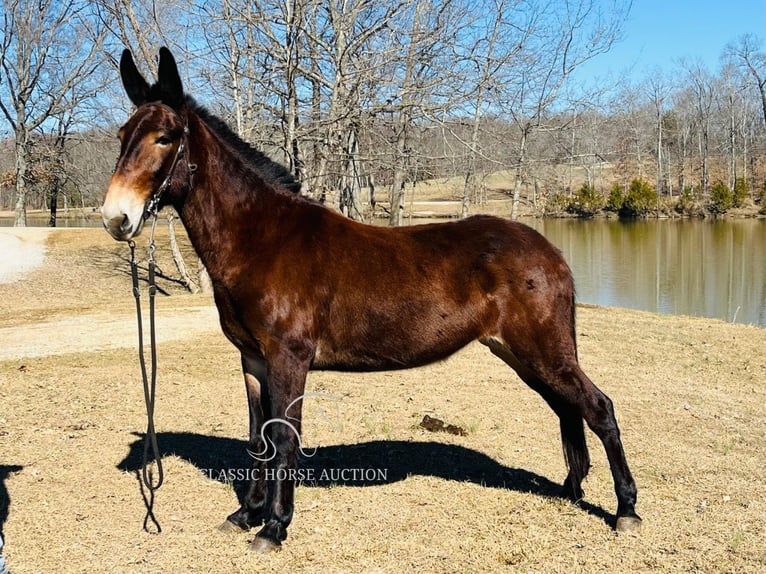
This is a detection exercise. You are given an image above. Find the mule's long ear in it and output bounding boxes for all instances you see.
[120,49,150,106]
[157,47,184,109]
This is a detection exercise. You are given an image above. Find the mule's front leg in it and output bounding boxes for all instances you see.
[220,354,270,533]
[251,350,310,553]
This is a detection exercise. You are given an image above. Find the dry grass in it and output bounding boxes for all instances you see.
[1,228,764,574]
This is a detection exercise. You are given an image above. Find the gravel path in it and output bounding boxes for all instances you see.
[0,306,221,360]
[0,228,49,284]
[0,228,221,360]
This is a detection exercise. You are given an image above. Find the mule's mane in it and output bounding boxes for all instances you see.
[185,96,301,195]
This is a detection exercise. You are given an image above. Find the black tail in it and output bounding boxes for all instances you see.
[560,413,590,501]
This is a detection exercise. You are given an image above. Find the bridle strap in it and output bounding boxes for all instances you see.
[129,216,164,533]
[143,124,193,220]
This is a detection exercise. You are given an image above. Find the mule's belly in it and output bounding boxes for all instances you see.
[309,333,475,372]
[310,305,485,372]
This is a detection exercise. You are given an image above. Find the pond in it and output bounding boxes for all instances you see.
[3,214,764,326]
[527,217,765,327]
[0,215,99,228]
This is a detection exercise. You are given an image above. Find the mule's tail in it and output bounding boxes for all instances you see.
[560,411,590,501]
[560,290,590,500]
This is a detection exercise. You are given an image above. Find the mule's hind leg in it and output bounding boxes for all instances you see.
[483,337,640,532]
[567,364,641,532]
[483,339,590,502]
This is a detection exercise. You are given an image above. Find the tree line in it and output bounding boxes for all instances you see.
[1,0,764,227]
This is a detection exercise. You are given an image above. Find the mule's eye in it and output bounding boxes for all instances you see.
[155,135,172,146]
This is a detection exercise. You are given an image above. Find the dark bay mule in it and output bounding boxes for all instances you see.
[102,48,640,552]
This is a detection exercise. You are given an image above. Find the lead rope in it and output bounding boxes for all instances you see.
[128,214,164,533]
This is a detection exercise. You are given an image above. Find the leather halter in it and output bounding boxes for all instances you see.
[139,103,196,220]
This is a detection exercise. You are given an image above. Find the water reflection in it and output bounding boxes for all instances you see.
[530,218,766,327]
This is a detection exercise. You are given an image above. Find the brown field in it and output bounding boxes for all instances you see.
[0,228,764,574]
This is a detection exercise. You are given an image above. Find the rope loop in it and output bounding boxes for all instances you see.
[129,220,164,533]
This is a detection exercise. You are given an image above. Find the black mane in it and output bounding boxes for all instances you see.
[185,96,301,195]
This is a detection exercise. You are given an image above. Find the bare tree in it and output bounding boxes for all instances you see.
[458,0,526,218]
[714,63,746,190]
[306,0,400,216]
[723,34,766,190]
[96,0,179,73]
[647,70,669,197]
[201,0,308,181]
[382,0,462,225]
[670,87,697,193]
[0,0,104,226]
[3,0,761,233]
[44,107,74,227]
[685,62,714,195]
[498,0,630,219]
[386,0,427,226]
[725,34,766,128]
[194,0,263,142]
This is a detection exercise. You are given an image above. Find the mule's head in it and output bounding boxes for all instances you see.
[102,47,188,241]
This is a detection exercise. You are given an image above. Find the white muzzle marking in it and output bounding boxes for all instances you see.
[101,186,148,241]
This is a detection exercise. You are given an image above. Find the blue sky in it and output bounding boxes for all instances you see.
[574,0,766,83]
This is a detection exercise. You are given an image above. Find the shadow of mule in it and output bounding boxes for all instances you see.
[117,432,613,527]
[0,464,24,537]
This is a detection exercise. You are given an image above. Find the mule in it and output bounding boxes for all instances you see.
[102,48,640,552]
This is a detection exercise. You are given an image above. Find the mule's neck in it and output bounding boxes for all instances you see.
[172,109,296,283]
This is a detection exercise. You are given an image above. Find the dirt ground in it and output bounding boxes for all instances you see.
[0,228,764,574]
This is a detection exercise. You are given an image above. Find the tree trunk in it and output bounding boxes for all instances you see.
[728,96,736,189]
[701,120,709,194]
[389,0,425,227]
[460,171,473,219]
[754,67,766,126]
[13,135,29,227]
[742,124,749,194]
[461,87,483,219]
[389,169,406,226]
[339,127,364,221]
[48,186,58,227]
[197,259,212,294]
[167,212,198,293]
[511,127,528,220]
[224,0,244,138]
[389,121,408,226]
[656,106,663,198]
[369,174,377,219]
[678,125,689,192]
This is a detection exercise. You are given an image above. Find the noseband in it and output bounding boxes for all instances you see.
[140,104,197,220]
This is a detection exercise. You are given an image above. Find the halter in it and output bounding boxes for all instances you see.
[141,104,197,221]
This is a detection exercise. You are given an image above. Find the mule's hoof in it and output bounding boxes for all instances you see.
[616,515,642,533]
[250,536,282,553]
[218,519,247,534]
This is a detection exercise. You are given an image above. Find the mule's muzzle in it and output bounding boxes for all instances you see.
[102,210,145,241]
